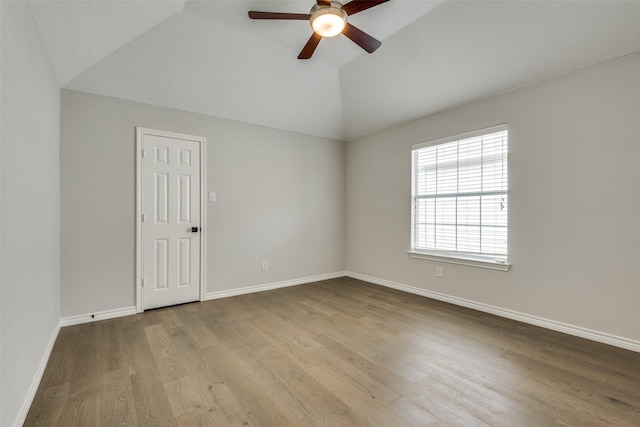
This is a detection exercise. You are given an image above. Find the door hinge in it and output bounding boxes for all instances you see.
[141,213,145,222]
[141,278,145,287]
[141,148,145,158]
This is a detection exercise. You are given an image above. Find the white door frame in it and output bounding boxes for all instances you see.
[135,127,207,313]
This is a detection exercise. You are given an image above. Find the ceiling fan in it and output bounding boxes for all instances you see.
[248,0,390,59]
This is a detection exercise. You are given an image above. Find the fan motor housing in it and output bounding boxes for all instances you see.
[310,1,347,37]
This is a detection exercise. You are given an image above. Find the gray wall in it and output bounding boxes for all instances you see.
[1,2,61,426]
[61,90,345,318]
[346,51,640,343]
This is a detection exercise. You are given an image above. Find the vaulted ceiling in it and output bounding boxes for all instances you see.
[28,0,640,140]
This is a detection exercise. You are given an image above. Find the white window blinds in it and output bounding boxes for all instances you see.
[411,125,508,263]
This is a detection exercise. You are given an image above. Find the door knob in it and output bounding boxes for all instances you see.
[191,227,199,232]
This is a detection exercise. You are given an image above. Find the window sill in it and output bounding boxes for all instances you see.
[407,250,511,271]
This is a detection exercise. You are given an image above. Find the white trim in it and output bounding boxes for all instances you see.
[135,127,207,313]
[412,123,508,150]
[407,251,511,271]
[60,306,137,327]
[205,272,347,301]
[15,321,61,427]
[135,128,143,311]
[345,271,640,353]
[410,124,509,265]
[199,135,207,303]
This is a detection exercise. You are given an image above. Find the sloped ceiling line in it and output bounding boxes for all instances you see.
[28,0,187,86]
[27,0,640,140]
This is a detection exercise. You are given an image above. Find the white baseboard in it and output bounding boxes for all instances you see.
[60,306,137,327]
[15,320,61,427]
[13,271,638,426]
[53,270,639,361]
[205,271,347,301]
[59,272,348,325]
[346,271,640,354]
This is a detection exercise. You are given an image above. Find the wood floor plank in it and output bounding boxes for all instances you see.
[25,278,640,426]
[23,383,69,426]
[201,323,248,353]
[164,376,206,418]
[202,345,297,427]
[168,325,255,426]
[131,368,178,427]
[314,333,417,394]
[236,293,323,349]
[402,374,488,426]
[230,346,355,426]
[386,396,441,426]
[100,318,130,374]
[38,327,77,388]
[100,368,138,426]
[144,323,188,383]
[307,361,414,427]
[500,350,640,425]
[314,345,401,405]
[155,306,185,329]
[59,322,102,426]
[246,316,324,369]
[228,320,272,351]
[254,344,365,426]
[173,309,219,349]
[317,312,433,383]
[58,380,101,426]
[123,316,157,376]
[174,407,223,427]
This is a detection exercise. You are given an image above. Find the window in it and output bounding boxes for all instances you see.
[409,124,509,270]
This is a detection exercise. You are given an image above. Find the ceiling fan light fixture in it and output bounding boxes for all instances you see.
[249,0,388,59]
[310,3,347,37]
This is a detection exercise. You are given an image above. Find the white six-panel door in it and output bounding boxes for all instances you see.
[137,128,204,310]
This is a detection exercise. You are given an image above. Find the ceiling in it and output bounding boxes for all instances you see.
[28,0,640,141]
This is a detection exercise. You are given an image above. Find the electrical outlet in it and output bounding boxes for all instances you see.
[262,261,268,270]
[436,266,443,278]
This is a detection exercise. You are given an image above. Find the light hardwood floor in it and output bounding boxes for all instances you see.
[26,277,640,426]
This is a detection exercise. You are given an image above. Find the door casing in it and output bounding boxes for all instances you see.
[135,127,207,313]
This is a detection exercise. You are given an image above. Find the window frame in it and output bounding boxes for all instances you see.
[408,124,511,271]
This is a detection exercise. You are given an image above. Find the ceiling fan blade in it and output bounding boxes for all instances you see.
[248,11,310,20]
[342,0,390,16]
[298,33,323,59]
[317,0,332,6]
[342,23,382,53]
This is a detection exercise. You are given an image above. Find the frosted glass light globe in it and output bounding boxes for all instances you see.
[310,5,347,38]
